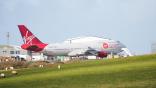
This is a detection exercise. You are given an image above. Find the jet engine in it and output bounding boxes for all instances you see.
[98,51,108,58]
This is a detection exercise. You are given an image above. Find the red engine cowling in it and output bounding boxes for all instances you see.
[98,51,108,58]
[21,44,48,52]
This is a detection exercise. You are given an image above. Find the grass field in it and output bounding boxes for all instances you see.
[0,54,156,88]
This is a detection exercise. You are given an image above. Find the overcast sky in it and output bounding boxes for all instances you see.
[0,0,156,55]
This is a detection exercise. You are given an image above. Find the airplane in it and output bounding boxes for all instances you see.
[18,25,132,58]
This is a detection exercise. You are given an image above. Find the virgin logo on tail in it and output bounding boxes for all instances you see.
[23,31,35,44]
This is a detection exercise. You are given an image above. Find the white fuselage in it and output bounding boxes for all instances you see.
[42,37,125,56]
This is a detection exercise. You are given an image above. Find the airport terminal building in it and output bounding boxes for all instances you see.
[0,45,27,57]
[0,45,47,61]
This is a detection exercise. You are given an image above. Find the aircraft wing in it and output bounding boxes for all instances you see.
[68,48,98,56]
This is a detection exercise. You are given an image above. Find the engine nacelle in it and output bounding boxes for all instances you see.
[21,44,48,52]
[98,51,108,58]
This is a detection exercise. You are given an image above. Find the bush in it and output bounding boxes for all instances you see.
[13,61,29,69]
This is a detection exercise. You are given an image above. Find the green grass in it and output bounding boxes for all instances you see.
[0,54,156,88]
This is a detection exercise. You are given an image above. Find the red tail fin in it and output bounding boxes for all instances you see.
[18,25,47,52]
[18,25,43,45]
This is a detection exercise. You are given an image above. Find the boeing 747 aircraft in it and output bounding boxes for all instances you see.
[18,25,132,58]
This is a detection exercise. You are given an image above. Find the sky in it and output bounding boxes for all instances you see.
[0,0,156,55]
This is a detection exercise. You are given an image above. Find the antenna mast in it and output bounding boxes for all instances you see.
[6,32,10,45]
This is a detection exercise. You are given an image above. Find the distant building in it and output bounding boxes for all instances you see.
[151,43,156,53]
[0,45,27,57]
[0,45,47,61]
